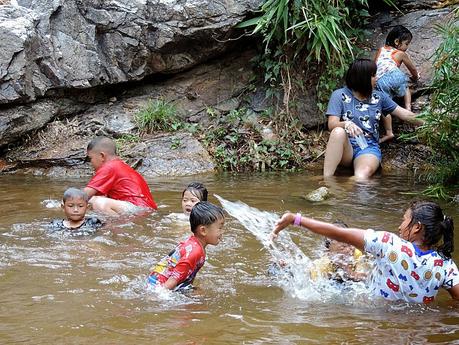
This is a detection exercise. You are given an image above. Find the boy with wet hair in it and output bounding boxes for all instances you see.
[148,201,225,291]
[50,187,103,235]
[83,136,157,216]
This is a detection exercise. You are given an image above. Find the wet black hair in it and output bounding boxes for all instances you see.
[63,187,89,203]
[189,201,225,233]
[87,136,117,155]
[385,25,413,47]
[345,58,377,99]
[408,201,454,259]
[182,182,208,202]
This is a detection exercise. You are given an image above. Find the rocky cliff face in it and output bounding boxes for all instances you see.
[0,0,260,104]
[0,0,457,176]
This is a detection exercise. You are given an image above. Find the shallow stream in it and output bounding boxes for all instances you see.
[0,173,458,344]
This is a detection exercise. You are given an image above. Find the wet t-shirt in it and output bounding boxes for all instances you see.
[326,87,397,142]
[49,217,103,236]
[148,235,205,290]
[87,159,157,209]
[364,229,459,304]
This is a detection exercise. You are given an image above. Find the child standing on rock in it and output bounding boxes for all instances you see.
[375,25,420,143]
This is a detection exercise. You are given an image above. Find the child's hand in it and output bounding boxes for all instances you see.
[271,212,295,240]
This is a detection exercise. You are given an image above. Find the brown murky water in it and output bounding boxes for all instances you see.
[0,172,458,344]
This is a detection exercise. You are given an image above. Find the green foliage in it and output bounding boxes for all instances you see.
[134,98,182,133]
[316,58,349,112]
[407,17,459,198]
[238,0,369,67]
[201,108,322,172]
[237,0,377,115]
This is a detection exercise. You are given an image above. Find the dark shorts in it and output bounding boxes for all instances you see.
[349,136,382,162]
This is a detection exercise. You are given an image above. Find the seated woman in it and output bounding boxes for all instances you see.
[323,58,423,180]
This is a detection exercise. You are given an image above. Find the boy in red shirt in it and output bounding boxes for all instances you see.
[148,201,225,291]
[83,136,157,215]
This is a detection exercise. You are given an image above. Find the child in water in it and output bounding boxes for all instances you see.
[148,201,225,291]
[268,221,370,283]
[375,25,419,142]
[271,201,459,304]
[181,182,208,215]
[49,188,103,236]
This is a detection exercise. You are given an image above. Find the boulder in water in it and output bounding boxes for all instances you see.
[304,186,330,202]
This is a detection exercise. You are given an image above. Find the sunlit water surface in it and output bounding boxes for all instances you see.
[0,173,458,344]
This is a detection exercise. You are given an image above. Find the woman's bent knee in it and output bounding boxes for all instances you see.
[354,165,377,179]
[329,127,347,139]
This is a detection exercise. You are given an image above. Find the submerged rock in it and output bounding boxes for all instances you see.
[304,186,330,202]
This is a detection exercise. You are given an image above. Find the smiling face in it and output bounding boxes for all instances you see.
[202,217,225,246]
[181,190,201,215]
[62,196,88,223]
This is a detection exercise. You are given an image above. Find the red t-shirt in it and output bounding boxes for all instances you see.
[87,159,157,209]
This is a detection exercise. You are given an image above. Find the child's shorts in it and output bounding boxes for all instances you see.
[350,136,382,162]
[376,68,408,98]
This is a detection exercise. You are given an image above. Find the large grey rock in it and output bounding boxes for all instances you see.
[1,48,258,176]
[126,132,215,177]
[367,8,455,88]
[0,98,88,147]
[0,0,261,104]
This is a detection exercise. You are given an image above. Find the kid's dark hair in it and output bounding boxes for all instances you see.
[183,182,208,202]
[385,25,413,47]
[63,188,89,203]
[190,201,225,233]
[87,136,117,155]
[408,201,454,259]
[345,58,377,99]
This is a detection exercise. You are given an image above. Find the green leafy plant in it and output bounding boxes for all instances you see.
[405,16,459,198]
[170,137,184,150]
[237,0,375,116]
[134,98,182,133]
[201,108,324,172]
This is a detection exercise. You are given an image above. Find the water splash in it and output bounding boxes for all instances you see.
[41,199,61,209]
[215,195,369,303]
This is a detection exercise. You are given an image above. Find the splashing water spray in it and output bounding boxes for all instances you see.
[215,195,369,303]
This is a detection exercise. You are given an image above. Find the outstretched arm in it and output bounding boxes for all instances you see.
[391,106,424,126]
[271,213,366,251]
[400,52,419,81]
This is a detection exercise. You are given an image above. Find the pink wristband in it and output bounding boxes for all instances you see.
[293,213,302,226]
